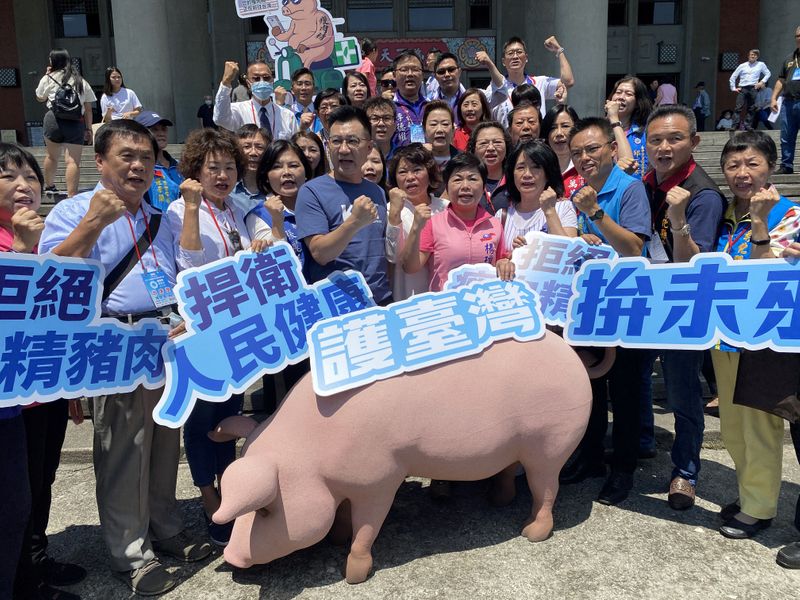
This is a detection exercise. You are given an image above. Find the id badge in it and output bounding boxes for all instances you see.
[141,268,177,309]
[646,234,670,264]
[410,124,425,144]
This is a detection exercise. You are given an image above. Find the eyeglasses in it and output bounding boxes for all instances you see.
[475,139,505,150]
[397,67,422,75]
[504,49,526,57]
[318,103,341,112]
[380,79,396,88]
[369,114,395,124]
[436,66,459,76]
[569,142,612,161]
[329,137,369,149]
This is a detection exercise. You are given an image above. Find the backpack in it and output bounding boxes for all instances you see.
[47,74,83,121]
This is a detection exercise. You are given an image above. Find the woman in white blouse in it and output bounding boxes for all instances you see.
[100,67,142,122]
[164,128,264,546]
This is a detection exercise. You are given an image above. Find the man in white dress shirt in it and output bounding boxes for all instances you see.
[729,49,771,130]
[213,60,298,140]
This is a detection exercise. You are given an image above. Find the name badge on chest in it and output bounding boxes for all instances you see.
[141,268,177,309]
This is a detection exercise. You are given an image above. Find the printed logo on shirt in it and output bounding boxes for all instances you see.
[480,232,495,241]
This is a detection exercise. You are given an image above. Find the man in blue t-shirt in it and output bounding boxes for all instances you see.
[561,117,653,507]
[295,105,391,304]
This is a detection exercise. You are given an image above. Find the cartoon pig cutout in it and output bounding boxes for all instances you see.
[271,0,335,69]
[214,333,592,583]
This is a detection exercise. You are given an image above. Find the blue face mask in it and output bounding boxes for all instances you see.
[251,81,273,101]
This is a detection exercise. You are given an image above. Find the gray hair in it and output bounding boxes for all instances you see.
[646,104,697,137]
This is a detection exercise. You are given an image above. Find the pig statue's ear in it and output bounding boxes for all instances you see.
[208,415,259,442]
[214,458,279,524]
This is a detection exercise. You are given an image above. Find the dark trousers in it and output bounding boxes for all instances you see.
[14,400,69,594]
[0,414,31,599]
[693,108,707,132]
[733,86,758,129]
[577,348,657,474]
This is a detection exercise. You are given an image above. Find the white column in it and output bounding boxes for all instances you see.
[110,0,174,122]
[553,0,609,117]
[759,4,798,79]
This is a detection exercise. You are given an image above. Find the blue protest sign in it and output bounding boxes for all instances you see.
[445,232,617,326]
[565,253,800,352]
[0,254,168,406]
[155,242,374,426]
[308,279,545,396]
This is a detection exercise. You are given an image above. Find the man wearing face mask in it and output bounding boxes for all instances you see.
[197,95,216,129]
[213,60,298,139]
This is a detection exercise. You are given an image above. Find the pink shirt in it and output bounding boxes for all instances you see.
[419,204,507,292]
[657,83,677,105]
[0,226,13,251]
[356,57,377,97]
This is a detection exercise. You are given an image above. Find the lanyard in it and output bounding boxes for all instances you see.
[725,223,750,254]
[124,209,159,271]
[250,101,277,138]
[204,198,238,257]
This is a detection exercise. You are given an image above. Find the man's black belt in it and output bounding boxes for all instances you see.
[104,305,178,325]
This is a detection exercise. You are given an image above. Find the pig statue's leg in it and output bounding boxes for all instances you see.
[520,461,557,542]
[344,487,398,584]
[327,499,352,546]
[488,463,519,507]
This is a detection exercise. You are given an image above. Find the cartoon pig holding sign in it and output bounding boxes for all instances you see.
[271,0,335,68]
[213,332,593,583]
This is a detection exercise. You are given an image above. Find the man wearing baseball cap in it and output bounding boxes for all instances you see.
[135,111,183,210]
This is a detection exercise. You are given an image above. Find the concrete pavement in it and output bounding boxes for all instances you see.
[45,399,800,600]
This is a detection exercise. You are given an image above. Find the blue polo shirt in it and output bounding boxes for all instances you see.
[295,175,390,302]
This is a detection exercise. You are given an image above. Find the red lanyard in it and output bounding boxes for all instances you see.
[204,199,237,257]
[124,208,159,271]
[725,224,749,254]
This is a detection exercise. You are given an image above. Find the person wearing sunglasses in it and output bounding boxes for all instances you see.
[425,53,467,124]
[379,68,397,100]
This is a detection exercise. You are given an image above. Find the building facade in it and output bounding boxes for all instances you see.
[0,0,794,145]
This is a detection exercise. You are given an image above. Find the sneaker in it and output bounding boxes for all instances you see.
[113,559,176,597]
[668,476,696,510]
[40,557,87,587]
[205,514,233,547]
[152,530,213,563]
[775,166,794,175]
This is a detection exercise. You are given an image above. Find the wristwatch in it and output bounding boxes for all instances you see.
[670,222,692,237]
[609,121,623,129]
[589,208,605,222]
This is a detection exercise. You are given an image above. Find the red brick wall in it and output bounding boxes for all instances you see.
[0,2,26,144]
[716,0,760,119]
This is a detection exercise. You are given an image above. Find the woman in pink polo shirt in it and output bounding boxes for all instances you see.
[400,152,515,292]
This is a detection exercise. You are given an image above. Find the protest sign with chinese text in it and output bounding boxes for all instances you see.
[0,254,168,406]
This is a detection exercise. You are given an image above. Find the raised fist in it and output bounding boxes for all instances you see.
[350,195,378,229]
[180,179,205,210]
[749,186,780,222]
[572,186,600,217]
[222,61,239,87]
[87,189,127,227]
[540,187,558,212]
[11,207,44,253]
[411,203,432,228]
[264,195,286,223]
[543,36,563,54]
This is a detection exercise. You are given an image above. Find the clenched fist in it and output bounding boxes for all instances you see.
[299,112,316,131]
[11,207,44,253]
[540,187,558,213]
[264,195,286,223]
[572,186,600,217]
[221,61,239,87]
[749,186,780,222]
[543,36,563,54]
[350,195,378,229]
[180,179,205,210]
[411,203,432,229]
[665,185,692,224]
[86,189,127,227]
[475,50,493,67]
[387,187,407,225]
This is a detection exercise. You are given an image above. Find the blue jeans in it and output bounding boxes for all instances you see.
[661,350,705,485]
[780,98,800,171]
[183,394,244,487]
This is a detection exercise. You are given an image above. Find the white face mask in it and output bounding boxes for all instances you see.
[205,100,212,106]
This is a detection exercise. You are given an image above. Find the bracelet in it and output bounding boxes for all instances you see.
[555,48,565,57]
[609,121,622,129]
[751,237,771,246]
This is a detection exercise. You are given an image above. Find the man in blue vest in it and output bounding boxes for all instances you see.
[560,117,652,506]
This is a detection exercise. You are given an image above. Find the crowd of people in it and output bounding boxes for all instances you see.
[2,24,800,599]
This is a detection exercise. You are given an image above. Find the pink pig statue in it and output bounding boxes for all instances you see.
[213,332,593,583]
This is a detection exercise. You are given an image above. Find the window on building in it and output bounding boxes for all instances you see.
[469,0,492,29]
[638,0,681,25]
[409,0,454,31]
[348,0,394,32]
[608,0,627,26]
[53,0,101,38]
